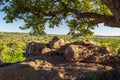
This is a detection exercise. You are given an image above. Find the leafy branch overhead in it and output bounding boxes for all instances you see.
[1,0,120,36]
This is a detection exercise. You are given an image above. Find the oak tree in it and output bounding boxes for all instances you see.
[1,0,120,36]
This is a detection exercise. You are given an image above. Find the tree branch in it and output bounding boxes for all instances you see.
[57,7,120,27]
[101,0,120,27]
[33,0,120,28]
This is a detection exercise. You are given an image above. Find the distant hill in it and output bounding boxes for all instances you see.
[93,35,120,38]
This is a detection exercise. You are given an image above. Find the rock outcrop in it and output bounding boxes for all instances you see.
[48,36,70,49]
[26,36,111,62]
[62,41,110,62]
[63,41,120,66]
[0,59,113,80]
[0,36,120,80]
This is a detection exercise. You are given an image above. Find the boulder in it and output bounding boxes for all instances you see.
[25,38,111,62]
[63,41,110,62]
[26,42,51,57]
[48,36,69,50]
[63,43,92,62]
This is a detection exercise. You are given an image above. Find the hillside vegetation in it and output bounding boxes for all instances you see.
[0,32,120,63]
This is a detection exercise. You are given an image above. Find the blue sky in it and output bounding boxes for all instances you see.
[0,12,120,36]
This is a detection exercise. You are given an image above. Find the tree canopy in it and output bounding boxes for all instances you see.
[1,0,120,36]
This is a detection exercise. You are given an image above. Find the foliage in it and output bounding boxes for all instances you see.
[1,0,113,36]
[67,18,94,37]
[118,49,120,55]
[0,42,26,63]
[0,0,9,5]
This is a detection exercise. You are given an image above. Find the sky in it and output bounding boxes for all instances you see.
[0,12,120,36]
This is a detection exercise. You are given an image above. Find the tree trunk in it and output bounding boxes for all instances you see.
[102,0,120,27]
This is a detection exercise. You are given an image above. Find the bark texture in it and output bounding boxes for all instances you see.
[101,0,120,27]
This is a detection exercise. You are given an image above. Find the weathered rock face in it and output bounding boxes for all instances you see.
[26,36,70,57]
[63,43,92,62]
[25,37,111,63]
[62,41,110,62]
[48,36,70,50]
[0,60,61,80]
[0,59,112,80]
[26,42,51,57]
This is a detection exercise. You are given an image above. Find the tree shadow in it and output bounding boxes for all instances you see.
[0,61,62,80]
[81,53,120,68]
[25,50,69,65]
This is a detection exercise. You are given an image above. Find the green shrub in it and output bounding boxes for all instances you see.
[118,48,120,54]
[0,42,26,63]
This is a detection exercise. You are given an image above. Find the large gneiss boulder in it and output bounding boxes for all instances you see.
[62,41,110,62]
[26,42,51,57]
[48,36,70,51]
